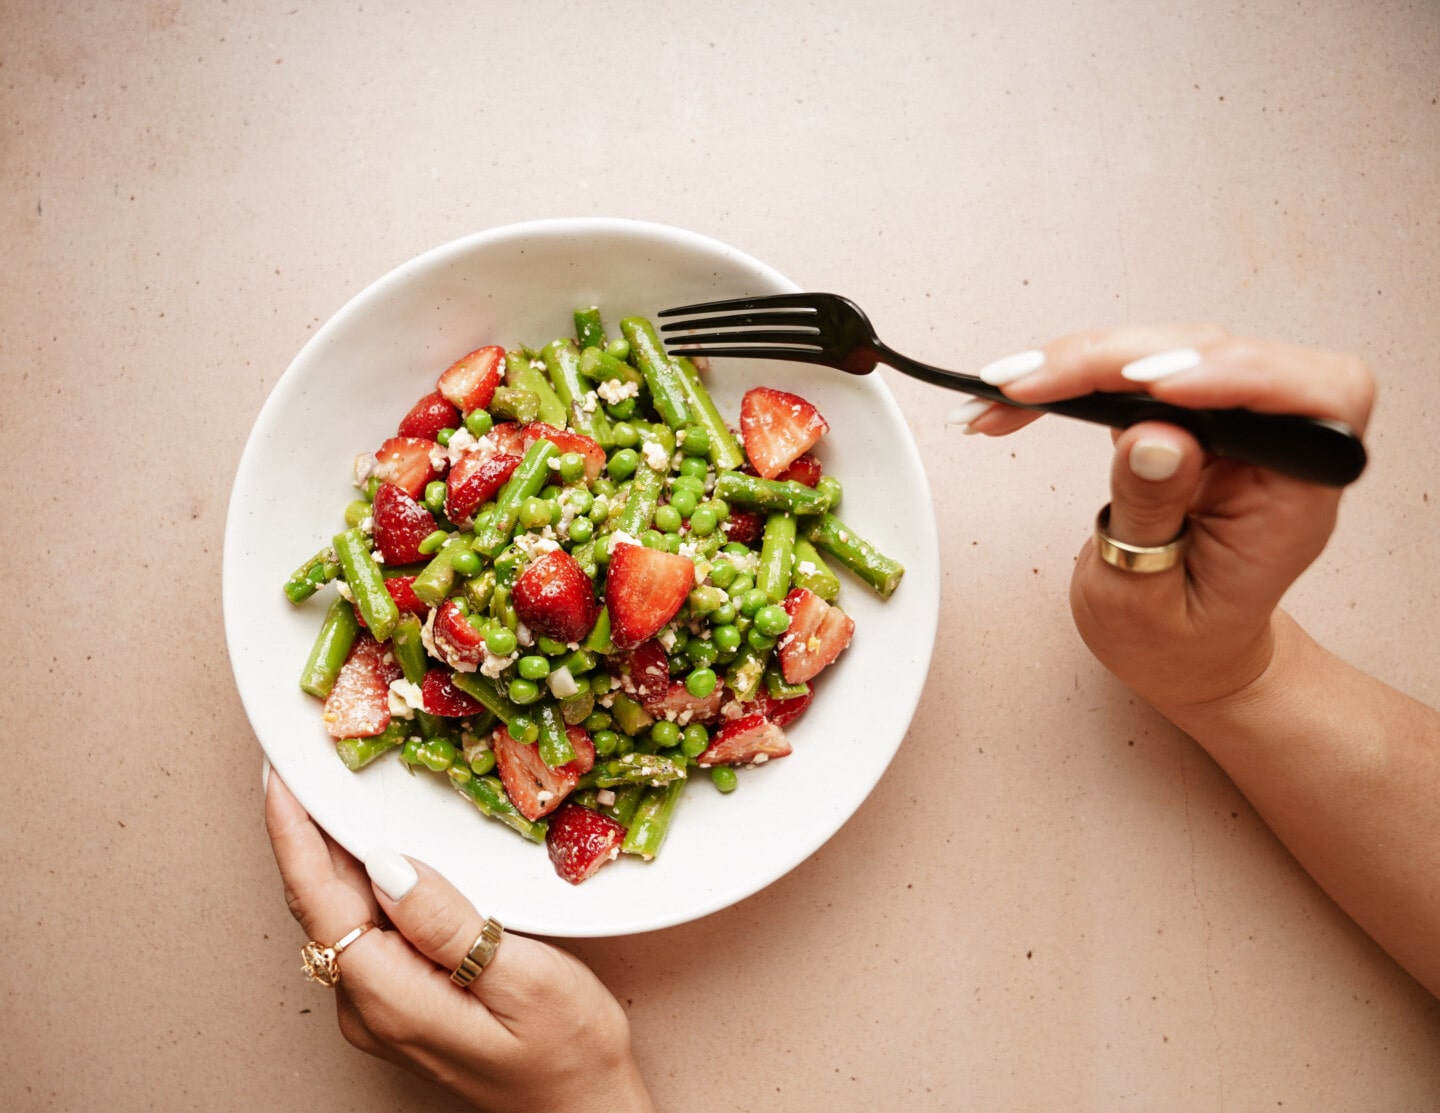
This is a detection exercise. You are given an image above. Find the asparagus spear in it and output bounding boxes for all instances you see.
[299,595,361,698]
[804,512,905,599]
[713,472,833,516]
[621,778,687,860]
[619,316,693,431]
[331,528,399,641]
[284,545,340,604]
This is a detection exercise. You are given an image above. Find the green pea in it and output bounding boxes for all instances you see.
[608,448,639,480]
[681,723,710,758]
[508,677,541,705]
[566,488,594,515]
[728,573,755,598]
[344,499,371,528]
[465,409,493,437]
[606,397,638,420]
[710,603,737,627]
[679,425,711,457]
[678,456,709,481]
[589,495,610,523]
[704,498,729,521]
[711,766,739,793]
[666,627,690,655]
[566,515,594,544]
[507,712,535,742]
[485,626,517,656]
[672,475,706,497]
[365,476,382,499]
[688,586,726,614]
[518,497,553,529]
[739,588,769,617]
[640,529,665,550]
[468,749,496,776]
[403,737,456,772]
[685,667,718,698]
[558,452,586,484]
[582,710,612,732]
[537,636,569,656]
[709,561,737,589]
[539,484,564,502]
[689,506,718,536]
[650,720,681,749]
[424,480,448,514]
[753,604,791,637]
[593,476,618,499]
[667,651,689,676]
[451,549,482,577]
[661,532,682,554]
[605,338,630,361]
[436,427,456,447]
[517,655,550,680]
[592,729,620,757]
[668,487,699,518]
[686,637,719,669]
[654,504,682,533]
[712,623,742,653]
[418,529,451,556]
[746,627,777,652]
[590,670,612,694]
[722,542,750,558]
[615,734,634,757]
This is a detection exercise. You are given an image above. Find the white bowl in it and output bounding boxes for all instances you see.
[224,218,939,937]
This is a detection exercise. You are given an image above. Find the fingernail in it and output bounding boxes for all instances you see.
[945,398,992,433]
[978,348,1045,385]
[1121,348,1202,383]
[365,848,419,902]
[1130,438,1183,481]
[261,757,271,793]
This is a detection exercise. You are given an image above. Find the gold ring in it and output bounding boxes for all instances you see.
[450,917,505,988]
[1093,503,1190,573]
[301,920,377,988]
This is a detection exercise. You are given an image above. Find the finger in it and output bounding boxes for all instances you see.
[944,397,1042,437]
[1103,422,1206,549]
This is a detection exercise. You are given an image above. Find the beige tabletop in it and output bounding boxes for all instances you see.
[5,3,1439,1110]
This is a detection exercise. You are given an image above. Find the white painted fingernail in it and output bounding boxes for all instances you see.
[1130,438,1184,481]
[365,848,419,902]
[945,398,992,432]
[261,757,271,792]
[1121,348,1202,382]
[978,349,1045,385]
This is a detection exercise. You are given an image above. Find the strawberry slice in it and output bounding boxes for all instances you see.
[739,387,830,480]
[776,452,823,487]
[604,543,695,651]
[373,436,441,499]
[371,483,437,566]
[437,345,505,412]
[546,803,627,885]
[492,726,580,821]
[398,390,461,441]
[696,712,792,767]
[445,451,522,524]
[483,421,527,456]
[750,686,814,727]
[421,669,486,716]
[512,549,600,644]
[610,640,672,708]
[522,423,606,484]
[721,509,765,545]
[322,635,400,739]
[777,587,855,684]
[562,725,597,776]
[431,599,486,671]
[353,574,429,628]
[647,681,724,725]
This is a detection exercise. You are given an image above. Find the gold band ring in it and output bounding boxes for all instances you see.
[450,917,505,988]
[301,920,377,988]
[1093,503,1191,573]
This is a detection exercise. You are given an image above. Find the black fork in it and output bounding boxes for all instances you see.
[658,292,1366,487]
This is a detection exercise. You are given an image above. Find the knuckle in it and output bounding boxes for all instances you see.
[400,892,474,961]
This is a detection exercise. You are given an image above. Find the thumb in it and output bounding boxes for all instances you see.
[1102,422,1204,553]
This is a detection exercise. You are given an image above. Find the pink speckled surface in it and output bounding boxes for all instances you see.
[3,3,1437,1110]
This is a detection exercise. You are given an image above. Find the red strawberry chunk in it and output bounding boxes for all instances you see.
[420,669,485,716]
[739,387,830,480]
[604,543,695,651]
[775,451,823,487]
[546,803,627,885]
[648,681,724,725]
[432,599,485,671]
[610,640,672,708]
[398,390,461,441]
[512,549,599,645]
[371,483,437,566]
[522,423,606,484]
[492,726,579,821]
[697,712,792,767]
[445,451,522,524]
[323,635,400,739]
[777,587,855,684]
[437,345,505,412]
[373,436,441,499]
[750,686,814,727]
[721,509,765,545]
[483,421,527,456]
[561,725,597,776]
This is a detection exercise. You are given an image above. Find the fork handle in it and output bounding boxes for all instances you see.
[883,350,1367,487]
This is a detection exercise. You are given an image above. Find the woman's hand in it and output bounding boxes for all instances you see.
[961,327,1376,721]
[264,770,656,1113]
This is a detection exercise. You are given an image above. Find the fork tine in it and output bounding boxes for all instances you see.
[658,293,823,317]
[659,310,817,333]
[659,328,821,348]
[663,345,834,365]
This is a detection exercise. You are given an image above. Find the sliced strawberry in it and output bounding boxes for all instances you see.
[432,599,485,671]
[775,451,823,487]
[604,543,695,651]
[721,509,765,545]
[353,575,430,628]
[546,803,627,885]
[437,345,505,412]
[610,640,672,707]
[561,725,597,776]
[647,681,724,725]
[739,387,830,480]
[322,635,400,739]
[492,726,579,821]
[512,549,600,644]
[398,390,461,441]
[371,483,437,566]
[522,423,606,484]
[421,668,485,716]
[696,712,792,767]
[777,587,855,684]
[484,421,527,456]
[373,436,441,499]
[445,451,522,524]
[750,686,814,727]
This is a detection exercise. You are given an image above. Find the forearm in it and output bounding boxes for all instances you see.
[1164,610,1440,996]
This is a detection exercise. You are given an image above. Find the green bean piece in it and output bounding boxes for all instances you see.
[616,453,666,537]
[583,607,615,654]
[619,317,693,431]
[450,672,520,724]
[472,438,559,558]
[724,643,768,702]
[284,545,342,604]
[535,701,578,769]
[712,472,833,517]
[673,355,746,471]
[574,305,607,351]
[592,752,688,789]
[488,385,540,424]
[815,474,843,510]
[804,512,905,599]
[621,778,688,860]
[336,721,411,771]
[765,666,811,700]
[411,536,468,606]
[541,338,614,447]
[756,512,797,603]
[463,567,497,613]
[599,782,646,826]
[578,344,646,388]
[450,771,549,843]
[299,595,362,698]
[791,537,842,602]
[503,350,569,428]
[331,529,399,641]
[390,613,446,738]
[609,692,654,736]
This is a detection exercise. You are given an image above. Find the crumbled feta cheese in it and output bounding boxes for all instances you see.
[480,646,517,678]
[596,378,639,405]
[388,679,426,718]
[353,453,379,489]
[580,390,599,414]
[359,515,374,534]
[796,560,817,576]
[641,440,668,472]
[428,442,448,471]
[596,789,616,807]
[547,666,579,699]
[512,532,561,562]
[657,627,677,652]
[335,580,355,602]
